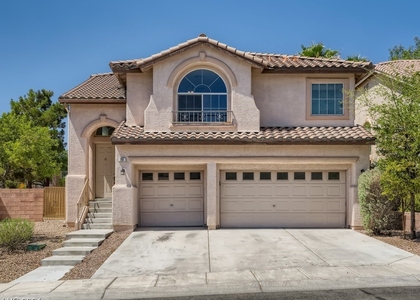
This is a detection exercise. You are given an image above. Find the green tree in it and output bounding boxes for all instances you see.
[0,89,66,188]
[299,42,340,58]
[0,114,61,188]
[346,54,369,62]
[389,37,420,60]
[9,89,66,152]
[360,71,420,239]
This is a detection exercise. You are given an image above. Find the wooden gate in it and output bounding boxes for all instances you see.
[43,187,65,220]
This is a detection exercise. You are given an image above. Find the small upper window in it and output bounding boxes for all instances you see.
[176,69,228,123]
[307,79,349,120]
[95,126,115,136]
[311,83,344,115]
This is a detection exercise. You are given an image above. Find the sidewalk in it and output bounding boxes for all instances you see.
[2,266,420,299]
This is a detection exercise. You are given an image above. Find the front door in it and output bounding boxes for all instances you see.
[95,144,115,198]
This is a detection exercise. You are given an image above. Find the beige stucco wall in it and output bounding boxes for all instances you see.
[66,103,125,226]
[141,45,260,132]
[355,77,383,163]
[126,73,153,126]
[252,70,356,127]
[114,143,370,229]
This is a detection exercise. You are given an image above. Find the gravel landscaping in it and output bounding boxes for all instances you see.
[1,221,420,284]
[0,220,73,283]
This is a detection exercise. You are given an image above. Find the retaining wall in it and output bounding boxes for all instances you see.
[0,189,44,222]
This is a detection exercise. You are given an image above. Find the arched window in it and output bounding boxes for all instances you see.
[176,69,228,123]
[95,126,115,136]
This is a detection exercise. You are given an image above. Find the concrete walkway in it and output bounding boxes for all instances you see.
[2,266,420,299]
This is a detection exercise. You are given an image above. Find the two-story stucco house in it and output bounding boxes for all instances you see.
[59,34,374,231]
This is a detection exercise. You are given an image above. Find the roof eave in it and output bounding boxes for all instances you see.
[111,138,375,146]
[58,98,126,104]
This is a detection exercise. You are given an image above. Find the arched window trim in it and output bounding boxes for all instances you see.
[175,69,230,123]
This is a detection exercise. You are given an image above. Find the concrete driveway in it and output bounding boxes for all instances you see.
[92,228,420,279]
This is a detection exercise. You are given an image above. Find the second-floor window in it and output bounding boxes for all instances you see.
[176,69,228,123]
[311,83,344,115]
[306,78,349,120]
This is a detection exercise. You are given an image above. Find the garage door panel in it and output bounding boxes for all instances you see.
[309,186,324,196]
[140,212,203,227]
[157,185,171,196]
[156,199,172,210]
[259,201,274,211]
[292,200,307,211]
[242,201,256,211]
[292,186,307,196]
[275,186,290,196]
[188,185,203,196]
[224,185,239,196]
[309,200,324,211]
[140,186,155,197]
[326,200,344,212]
[241,186,256,196]
[221,170,346,228]
[141,200,156,211]
[139,171,204,227]
[327,186,343,196]
[258,186,273,196]
[173,185,188,196]
[221,212,345,228]
[274,201,290,211]
[189,199,204,210]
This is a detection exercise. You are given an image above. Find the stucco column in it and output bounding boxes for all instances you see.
[206,162,217,230]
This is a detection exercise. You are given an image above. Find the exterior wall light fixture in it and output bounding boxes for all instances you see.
[119,157,127,162]
[120,168,126,176]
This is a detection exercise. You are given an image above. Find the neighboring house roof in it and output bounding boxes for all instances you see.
[59,73,126,103]
[355,60,420,88]
[375,60,420,77]
[111,122,374,145]
[110,34,372,75]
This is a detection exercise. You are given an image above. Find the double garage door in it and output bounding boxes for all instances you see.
[221,170,346,228]
[139,170,346,228]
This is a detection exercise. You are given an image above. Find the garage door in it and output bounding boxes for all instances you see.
[221,170,345,228]
[139,171,204,226]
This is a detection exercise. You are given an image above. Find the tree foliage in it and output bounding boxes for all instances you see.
[346,54,369,62]
[0,89,66,188]
[9,89,66,152]
[360,70,420,239]
[299,42,340,58]
[358,169,400,235]
[389,37,420,60]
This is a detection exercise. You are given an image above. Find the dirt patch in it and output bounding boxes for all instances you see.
[0,220,73,283]
[360,230,420,256]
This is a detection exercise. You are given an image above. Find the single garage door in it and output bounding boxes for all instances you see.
[221,170,346,228]
[139,171,204,226]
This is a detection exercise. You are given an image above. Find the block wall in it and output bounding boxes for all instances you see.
[0,189,44,222]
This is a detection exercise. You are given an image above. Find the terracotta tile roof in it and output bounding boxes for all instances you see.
[110,34,372,73]
[111,123,374,145]
[248,53,372,71]
[375,60,420,77]
[59,73,125,100]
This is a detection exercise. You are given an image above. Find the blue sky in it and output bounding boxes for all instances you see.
[0,0,419,115]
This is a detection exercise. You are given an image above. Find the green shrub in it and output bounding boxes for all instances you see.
[358,169,400,235]
[0,218,34,252]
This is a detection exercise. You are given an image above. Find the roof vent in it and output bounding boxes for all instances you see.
[198,33,207,37]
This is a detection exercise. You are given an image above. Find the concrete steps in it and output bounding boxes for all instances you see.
[41,256,85,266]
[52,246,96,256]
[41,197,114,267]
